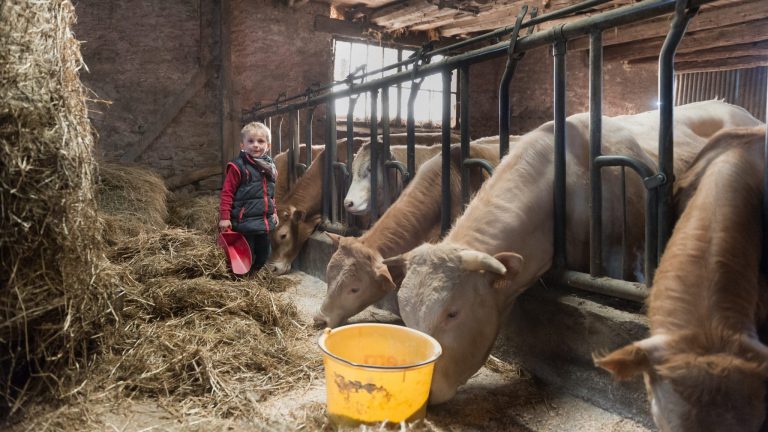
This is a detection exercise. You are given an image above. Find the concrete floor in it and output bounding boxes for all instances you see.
[277,271,651,432]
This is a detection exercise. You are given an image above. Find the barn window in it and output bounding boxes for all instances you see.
[333,39,457,127]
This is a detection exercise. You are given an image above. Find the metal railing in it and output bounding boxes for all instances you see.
[244,0,721,302]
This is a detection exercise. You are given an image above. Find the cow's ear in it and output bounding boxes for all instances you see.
[308,214,322,232]
[594,336,666,380]
[326,232,342,248]
[375,264,396,293]
[493,252,523,279]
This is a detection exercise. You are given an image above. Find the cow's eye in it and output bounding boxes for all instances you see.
[280,233,287,240]
[350,287,360,294]
[447,310,459,320]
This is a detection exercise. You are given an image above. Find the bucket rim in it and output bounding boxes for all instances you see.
[318,323,442,370]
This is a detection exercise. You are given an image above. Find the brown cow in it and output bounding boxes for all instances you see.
[273,144,324,203]
[595,126,768,432]
[315,143,503,328]
[266,134,453,275]
[265,139,362,275]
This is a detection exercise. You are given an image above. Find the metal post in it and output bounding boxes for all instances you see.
[657,0,698,259]
[460,65,471,207]
[370,89,380,223]
[553,29,568,270]
[322,100,336,222]
[589,30,604,277]
[305,107,315,168]
[407,79,424,184]
[498,6,528,158]
[288,110,299,187]
[382,88,392,209]
[441,69,453,237]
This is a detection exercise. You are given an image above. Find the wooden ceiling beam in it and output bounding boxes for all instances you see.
[389,8,460,30]
[439,2,524,36]
[567,0,767,51]
[371,0,434,26]
[603,20,768,63]
[650,55,768,73]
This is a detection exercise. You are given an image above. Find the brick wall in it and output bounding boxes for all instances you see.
[74,0,332,191]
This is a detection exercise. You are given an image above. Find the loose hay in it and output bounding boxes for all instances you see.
[108,228,230,281]
[102,275,318,420]
[0,0,120,417]
[167,192,219,235]
[96,162,169,231]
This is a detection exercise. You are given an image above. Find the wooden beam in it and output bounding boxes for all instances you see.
[121,63,214,163]
[567,0,767,51]
[313,15,435,46]
[603,20,768,63]
[629,39,768,65]
[651,55,768,73]
[438,2,525,37]
[371,0,434,26]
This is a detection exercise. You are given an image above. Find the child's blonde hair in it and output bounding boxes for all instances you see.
[241,122,271,143]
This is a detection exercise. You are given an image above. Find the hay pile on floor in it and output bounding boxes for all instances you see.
[96,162,169,243]
[0,0,121,417]
[101,273,316,420]
[167,192,219,235]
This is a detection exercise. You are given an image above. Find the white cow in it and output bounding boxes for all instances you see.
[383,102,763,404]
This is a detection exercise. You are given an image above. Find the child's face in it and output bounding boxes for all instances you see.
[241,130,270,158]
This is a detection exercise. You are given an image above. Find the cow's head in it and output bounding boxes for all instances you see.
[344,143,388,215]
[265,205,321,275]
[384,243,525,404]
[313,234,397,328]
[595,334,768,432]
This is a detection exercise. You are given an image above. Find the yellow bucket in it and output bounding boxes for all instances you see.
[318,323,442,426]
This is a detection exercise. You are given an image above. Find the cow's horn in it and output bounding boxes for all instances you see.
[459,250,507,275]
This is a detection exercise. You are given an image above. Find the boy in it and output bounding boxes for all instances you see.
[219,122,278,274]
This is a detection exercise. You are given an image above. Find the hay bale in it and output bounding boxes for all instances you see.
[167,192,219,235]
[97,162,168,231]
[0,0,122,416]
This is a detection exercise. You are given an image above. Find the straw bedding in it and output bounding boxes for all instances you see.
[1,1,320,428]
[167,192,220,235]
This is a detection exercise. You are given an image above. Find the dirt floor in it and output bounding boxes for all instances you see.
[9,271,651,431]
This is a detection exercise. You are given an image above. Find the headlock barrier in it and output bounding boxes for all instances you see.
[243,0,767,303]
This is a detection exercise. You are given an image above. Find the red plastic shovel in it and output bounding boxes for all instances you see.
[217,229,252,275]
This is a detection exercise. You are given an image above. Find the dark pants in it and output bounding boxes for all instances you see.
[243,232,271,274]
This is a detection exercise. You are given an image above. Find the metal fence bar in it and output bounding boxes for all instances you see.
[657,0,699,259]
[589,30,604,277]
[441,69,453,237]
[460,65,471,208]
[553,30,568,271]
[370,89,380,223]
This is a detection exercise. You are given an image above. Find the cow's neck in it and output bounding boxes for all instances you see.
[282,151,325,216]
[650,149,762,346]
[361,162,443,258]
[446,135,556,290]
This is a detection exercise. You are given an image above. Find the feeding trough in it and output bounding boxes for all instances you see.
[318,323,442,426]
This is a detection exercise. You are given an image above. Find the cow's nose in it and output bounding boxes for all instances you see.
[345,199,354,208]
[313,313,329,328]
[265,263,278,273]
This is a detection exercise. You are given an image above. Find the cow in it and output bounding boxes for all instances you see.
[594,126,768,432]
[343,143,443,215]
[273,144,324,203]
[266,133,455,275]
[381,102,762,405]
[265,139,363,275]
[315,142,504,328]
